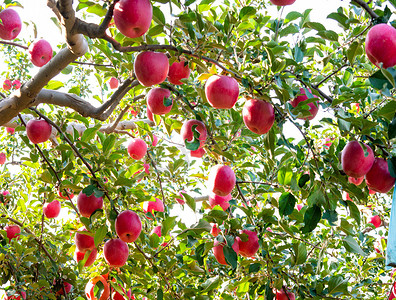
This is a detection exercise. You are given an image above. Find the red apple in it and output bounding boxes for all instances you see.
[289,88,319,120]
[43,200,61,219]
[29,39,53,67]
[180,120,207,149]
[77,191,103,218]
[175,190,186,205]
[211,224,220,237]
[55,280,72,295]
[343,191,352,201]
[3,190,10,196]
[207,164,236,197]
[5,291,26,300]
[369,215,381,228]
[104,238,129,267]
[205,75,239,109]
[127,138,147,160]
[151,134,158,147]
[109,77,119,89]
[323,138,332,148]
[242,99,275,134]
[365,158,396,193]
[113,288,133,300]
[143,197,165,214]
[85,276,110,300]
[348,176,364,186]
[3,79,12,90]
[0,9,22,40]
[6,127,15,134]
[58,189,74,199]
[115,210,142,243]
[144,163,150,174]
[369,188,376,195]
[276,289,295,300]
[296,204,303,211]
[208,193,232,211]
[147,106,154,122]
[5,225,20,241]
[212,238,239,265]
[134,51,169,87]
[75,228,95,252]
[26,119,52,144]
[270,0,296,5]
[113,0,152,38]
[151,225,162,237]
[365,23,396,69]
[238,230,259,258]
[75,248,97,267]
[341,141,374,178]
[190,148,205,158]
[147,88,173,115]
[12,80,21,89]
[168,59,191,85]
[0,152,6,164]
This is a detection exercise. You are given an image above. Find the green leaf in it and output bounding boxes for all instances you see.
[343,235,366,256]
[86,4,106,17]
[81,123,101,142]
[369,68,396,90]
[239,6,256,20]
[162,216,177,236]
[389,114,396,140]
[82,185,95,197]
[347,200,361,225]
[94,225,107,247]
[293,243,307,265]
[388,157,396,178]
[298,174,310,188]
[223,244,238,269]
[182,192,196,211]
[188,219,211,234]
[346,41,360,64]
[153,7,165,24]
[157,288,163,300]
[185,125,201,151]
[278,192,296,216]
[45,80,64,90]
[301,204,322,233]
[163,97,173,107]
[328,275,349,295]
[200,276,220,293]
[102,134,116,156]
[381,68,396,88]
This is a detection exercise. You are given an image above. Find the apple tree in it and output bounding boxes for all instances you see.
[0,0,396,299]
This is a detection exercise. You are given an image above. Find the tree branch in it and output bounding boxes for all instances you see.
[351,0,379,19]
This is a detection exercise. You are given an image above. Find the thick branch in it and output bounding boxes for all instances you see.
[351,0,379,19]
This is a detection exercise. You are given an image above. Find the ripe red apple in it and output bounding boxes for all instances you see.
[296,204,303,211]
[75,248,97,267]
[29,39,53,67]
[168,59,191,85]
[127,138,147,160]
[12,80,21,89]
[6,127,15,134]
[276,289,296,300]
[180,119,207,149]
[151,134,158,147]
[134,51,169,87]
[365,23,396,69]
[151,225,162,237]
[147,88,173,115]
[58,189,74,199]
[205,75,239,109]
[5,291,26,300]
[114,0,152,38]
[5,225,20,241]
[147,106,154,122]
[365,158,396,193]
[77,191,103,218]
[0,152,6,165]
[369,188,376,195]
[143,197,165,214]
[115,210,142,243]
[270,0,296,5]
[348,176,364,186]
[369,215,382,228]
[237,230,259,258]
[43,200,61,218]
[341,141,374,178]
[75,228,95,252]
[211,224,220,237]
[55,280,72,295]
[212,239,239,265]
[0,8,22,40]
[26,119,52,144]
[112,288,132,300]
[242,99,275,134]
[290,88,319,120]
[104,238,129,267]
[190,148,205,158]
[208,193,232,211]
[109,77,119,89]
[85,276,110,300]
[144,163,150,174]
[207,164,236,197]
[3,79,12,90]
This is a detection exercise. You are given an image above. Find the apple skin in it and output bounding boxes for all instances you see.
[29,39,53,67]
[365,23,396,69]
[348,176,364,186]
[85,275,110,300]
[276,289,296,300]
[134,51,169,87]
[58,189,74,199]
[109,77,119,89]
[55,280,72,295]
[75,248,97,267]
[113,288,132,300]
[180,119,207,149]
[168,59,191,85]
[6,127,15,134]
[147,106,154,122]
[242,99,275,134]
[296,204,303,211]
[115,210,142,243]
[75,228,95,252]
[5,225,20,241]
[270,0,296,5]
[26,119,52,144]
[147,88,172,115]
[151,225,162,237]
[3,79,12,90]
[151,134,158,147]
[77,191,103,218]
[103,238,129,267]
[12,80,21,89]
[205,75,239,109]
[212,239,239,265]
[341,141,374,178]
[207,164,236,197]
[369,215,382,228]
[190,148,205,158]
[365,158,396,193]
[208,193,232,211]
[143,197,165,214]
[290,88,319,120]
[0,152,6,164]
[211,224,220,237]
[113,0,152,38]
[0,9,22,40]
[43,200,61,218]
[127,138,147,160]
[238,230,259,258]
